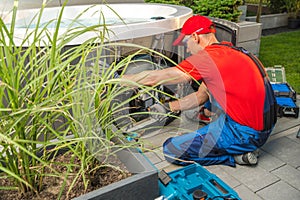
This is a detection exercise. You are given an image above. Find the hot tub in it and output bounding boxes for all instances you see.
[1,3,192,47]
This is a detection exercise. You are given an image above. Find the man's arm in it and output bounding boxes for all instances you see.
[169,83,209,112]
[122,67,192,86]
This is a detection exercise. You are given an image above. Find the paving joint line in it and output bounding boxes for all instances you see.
[254,179,281,193]
[268,125,300,142]
[268,163,287,173]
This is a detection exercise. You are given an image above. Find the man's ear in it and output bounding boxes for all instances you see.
[192,33,200,44]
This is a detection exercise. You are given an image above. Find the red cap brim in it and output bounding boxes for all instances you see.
[172,33,186,46]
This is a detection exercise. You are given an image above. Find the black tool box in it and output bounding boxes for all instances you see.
[276,97,299,118]
[271,83,297,102]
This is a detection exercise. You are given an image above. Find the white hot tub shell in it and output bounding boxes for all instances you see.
[1,3,193,48]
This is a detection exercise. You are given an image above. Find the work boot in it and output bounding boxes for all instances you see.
[234,152,258,165]
[252,149,260,158]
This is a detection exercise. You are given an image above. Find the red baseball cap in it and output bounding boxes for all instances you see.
[173,15,216,46]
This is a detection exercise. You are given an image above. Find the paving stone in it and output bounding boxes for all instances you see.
[271,164,300,190]
[170,117,205,135]
[160,163,183,173]
[234,185,263,200]
[155,160,172,170]
[141,131,175,149]
[151,147,166,161]
[221,165,280,192]
[205,165,241,188]
[269,125,300,142]
[153,147,166,161]
[286,126,300,144]
[144,151,162,164]
[256,180,300,200]
[288,135,300,144]
[272,117,300,135]
[257,150,286,172]
[262,136,300,168]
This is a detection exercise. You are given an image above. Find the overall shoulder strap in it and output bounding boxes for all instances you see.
[214,43,277,131]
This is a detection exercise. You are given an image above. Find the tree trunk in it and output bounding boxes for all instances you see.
[256,0,263,23]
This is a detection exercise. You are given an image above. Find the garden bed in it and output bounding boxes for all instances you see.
[0,152,132,199]
[0,150,159,200]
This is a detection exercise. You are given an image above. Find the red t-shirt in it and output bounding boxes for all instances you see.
[177,42,265,131]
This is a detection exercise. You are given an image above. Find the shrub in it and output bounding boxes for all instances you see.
[268,0,287,13]
[190,0,243,22]
[146,0,243,22]
[145,0,184,5]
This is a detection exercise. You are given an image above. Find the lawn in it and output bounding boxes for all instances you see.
[259,30,300,92]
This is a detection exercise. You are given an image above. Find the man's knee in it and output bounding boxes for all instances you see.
[163,137,189,165]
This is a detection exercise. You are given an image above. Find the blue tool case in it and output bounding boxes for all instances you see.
[271,83,297,101]
[276,97,299,118]
[158,163,241,200]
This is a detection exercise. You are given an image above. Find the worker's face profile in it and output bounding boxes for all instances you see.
[185,36,203,55]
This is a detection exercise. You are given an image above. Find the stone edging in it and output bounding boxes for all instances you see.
[246,13,289,30]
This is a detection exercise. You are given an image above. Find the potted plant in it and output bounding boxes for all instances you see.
[285,0,300,28]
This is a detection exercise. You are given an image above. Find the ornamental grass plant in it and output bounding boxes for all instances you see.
[0,1,176,198]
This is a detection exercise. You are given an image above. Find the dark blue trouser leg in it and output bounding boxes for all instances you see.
[163,113,272,166]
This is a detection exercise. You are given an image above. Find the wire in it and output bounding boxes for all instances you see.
[163,153,196,164]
